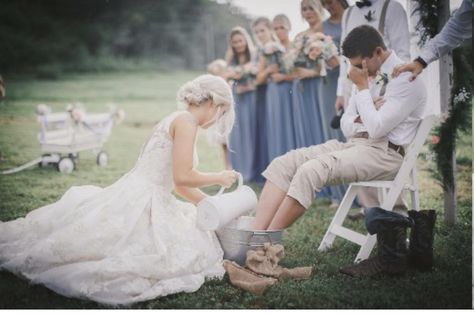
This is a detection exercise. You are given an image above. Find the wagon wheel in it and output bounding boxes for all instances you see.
[39,154,50,168]
[57,157,75,174]
[69,152,79,160]
[96,151,108,167]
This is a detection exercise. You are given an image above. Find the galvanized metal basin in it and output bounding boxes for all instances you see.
[215,216,284,265]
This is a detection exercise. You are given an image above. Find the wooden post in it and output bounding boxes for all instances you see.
[437,0,456,225]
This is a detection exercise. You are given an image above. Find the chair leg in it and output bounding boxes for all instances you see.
[355,234,377,262]
[411,190,421,212]
[377,187,384,205]
[381,183,404,211]
[318,185,359,251]
[410,168,421,211]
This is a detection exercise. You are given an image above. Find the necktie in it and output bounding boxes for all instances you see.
[374,72,389,96]
[355,0,372,8]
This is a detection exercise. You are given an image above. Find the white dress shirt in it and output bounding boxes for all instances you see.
[420,0,472,64]
[337,0,410,96]
[340,51,427,146]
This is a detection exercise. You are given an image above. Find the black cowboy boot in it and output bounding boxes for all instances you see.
[408,209,436,271]
[339,207,413,278]
[339,224,409,277]
[378,223,409,275]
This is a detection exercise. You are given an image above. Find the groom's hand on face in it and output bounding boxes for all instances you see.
[349,60,369,91]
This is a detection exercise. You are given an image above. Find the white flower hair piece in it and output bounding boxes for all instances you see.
[176,80,211,108]
[176,74,235,145]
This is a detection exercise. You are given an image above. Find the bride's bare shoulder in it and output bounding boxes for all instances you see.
[169,111,198,139]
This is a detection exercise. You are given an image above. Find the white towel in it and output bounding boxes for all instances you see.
[196,185,257,231]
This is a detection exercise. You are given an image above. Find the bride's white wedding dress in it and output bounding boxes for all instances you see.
[0,111,225,305]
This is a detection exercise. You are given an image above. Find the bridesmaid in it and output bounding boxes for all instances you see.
[265,14,297,162]
[291,0,339,199]
[291,0,338,149]
[224,26,258,182]
[319,0,349,207]
[252,17,276,183]
[319,0,348,143]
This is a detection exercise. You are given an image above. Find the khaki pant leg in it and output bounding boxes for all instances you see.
[287,138,403,209]
[262,140,345,193]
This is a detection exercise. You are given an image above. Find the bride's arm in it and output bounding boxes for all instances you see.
[171,114,225,188]
[173,185,208,205]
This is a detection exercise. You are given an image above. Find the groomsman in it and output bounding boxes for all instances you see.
[334,0,411,218]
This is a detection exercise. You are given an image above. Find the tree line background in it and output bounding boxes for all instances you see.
[0,0,251,77]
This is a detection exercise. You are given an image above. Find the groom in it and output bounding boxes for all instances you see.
[252,25,427,274]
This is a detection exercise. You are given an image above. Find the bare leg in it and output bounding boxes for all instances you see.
[267,196,306,230]
[252,181,287,230]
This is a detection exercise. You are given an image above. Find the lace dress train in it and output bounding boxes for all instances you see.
[0,111,225,305]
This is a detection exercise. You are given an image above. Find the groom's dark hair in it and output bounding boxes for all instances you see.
[342,25,387,58]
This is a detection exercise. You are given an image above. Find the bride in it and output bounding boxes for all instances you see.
[0,74,238,305]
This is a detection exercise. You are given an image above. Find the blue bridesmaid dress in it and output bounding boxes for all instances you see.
[292,76,325,148]
[229,80,257,183]
[319,19,345,143]
[254,82,269,183]
[319,19,347,203]
[266,79,296,162]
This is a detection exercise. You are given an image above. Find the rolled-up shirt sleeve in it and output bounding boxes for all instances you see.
[354,73,422,139]
[340,89,367,138]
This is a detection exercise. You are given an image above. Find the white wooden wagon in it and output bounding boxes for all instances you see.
[1,105,120,175]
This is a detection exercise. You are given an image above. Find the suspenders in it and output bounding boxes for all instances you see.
[378,0,391,34]
[344,0,391,35]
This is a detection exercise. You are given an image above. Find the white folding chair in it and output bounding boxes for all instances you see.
[318,114,438,262]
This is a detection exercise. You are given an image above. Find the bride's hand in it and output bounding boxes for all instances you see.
[218,170,239,188]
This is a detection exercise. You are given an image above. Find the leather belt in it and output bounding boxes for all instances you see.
[353,132,405,157]
[353,131,369,139]
[388,141,405,157]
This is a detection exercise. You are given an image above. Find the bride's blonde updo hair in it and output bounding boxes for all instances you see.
[176,74,235,145]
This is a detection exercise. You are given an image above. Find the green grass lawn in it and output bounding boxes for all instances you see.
[0,71,471,309]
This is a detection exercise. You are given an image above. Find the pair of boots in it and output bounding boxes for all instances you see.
[224,243,313,294]
[339,208,436,277]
